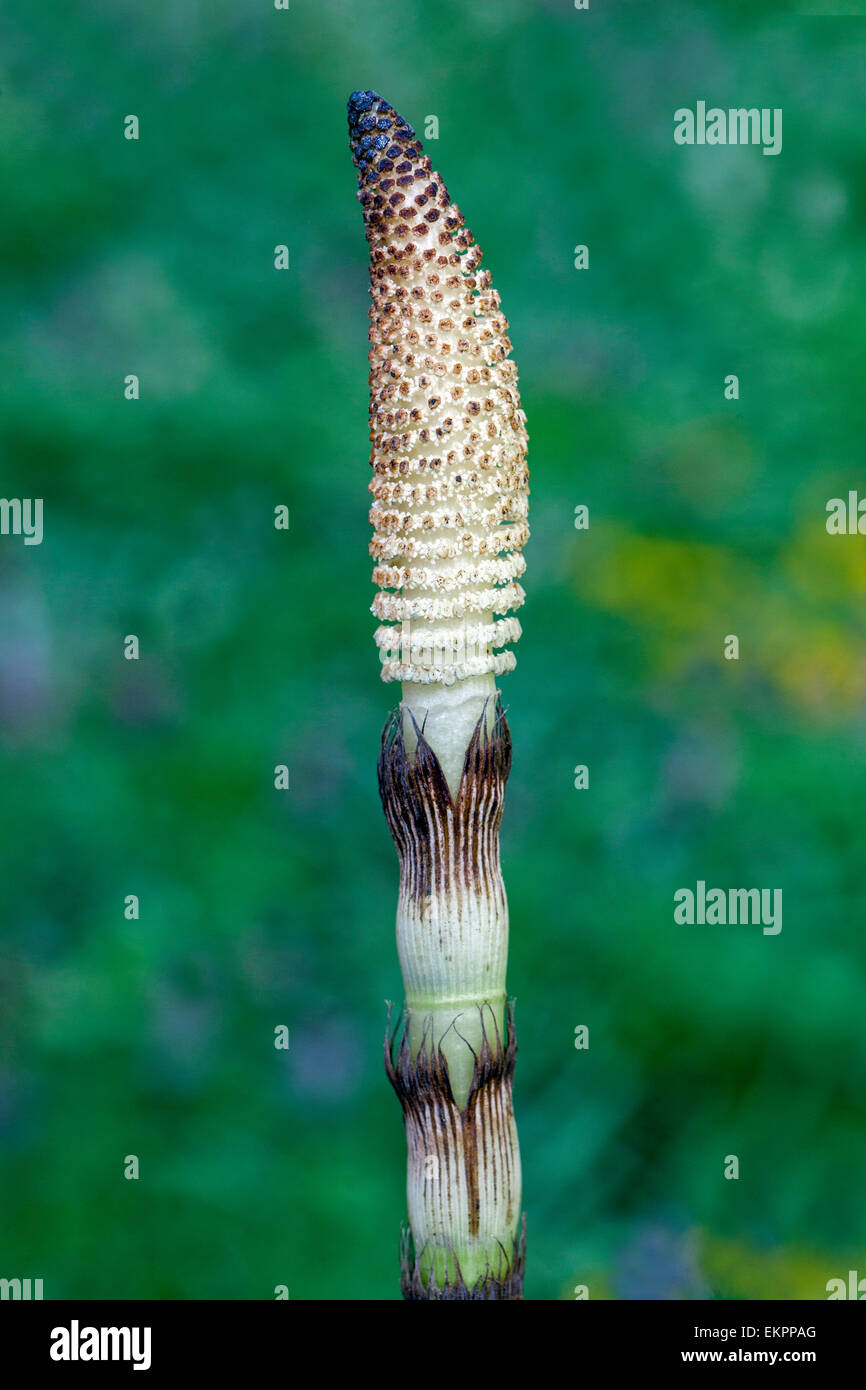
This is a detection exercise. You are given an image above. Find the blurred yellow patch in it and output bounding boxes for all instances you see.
[579,528,738,634]
[776,627,866,713]
[703,1234,842,1301]
[574,526,866,717]
[784,519,866,600]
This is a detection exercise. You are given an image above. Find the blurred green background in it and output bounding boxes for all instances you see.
[1,0,865,1300]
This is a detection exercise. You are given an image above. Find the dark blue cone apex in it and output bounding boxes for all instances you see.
[347,90,420,185]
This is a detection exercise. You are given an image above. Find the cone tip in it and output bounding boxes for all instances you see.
[347,91,419,181]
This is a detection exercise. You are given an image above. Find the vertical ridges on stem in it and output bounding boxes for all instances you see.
[379,703,523,1298]
[385,1002,524,1300]
[377,699,511,1049]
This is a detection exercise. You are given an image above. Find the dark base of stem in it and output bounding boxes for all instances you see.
[399,1215,526,1301]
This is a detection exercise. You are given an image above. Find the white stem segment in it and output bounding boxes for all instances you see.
[399,678,505,1106]
[402,673,496,798]
[396,1004,523,1293]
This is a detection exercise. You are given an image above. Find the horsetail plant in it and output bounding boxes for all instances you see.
[347,90,530,1300]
